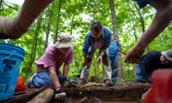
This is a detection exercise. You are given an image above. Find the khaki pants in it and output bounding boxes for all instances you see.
[80,51,111,81]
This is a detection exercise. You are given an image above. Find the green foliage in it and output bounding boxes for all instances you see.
[1,0,172,82]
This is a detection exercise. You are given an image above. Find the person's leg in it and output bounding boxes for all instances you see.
[56,71,68,86]
[31,71,53,88]
[102,52,112,85]
[25,73,37,87]
[109,56,118,83]
[80,53,93,84]
[141,64,153,83]
[0,0,52,39]
[135,64,147,82]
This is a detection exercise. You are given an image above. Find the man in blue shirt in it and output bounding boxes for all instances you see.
[80,21,113,86]
[108,40,119,84]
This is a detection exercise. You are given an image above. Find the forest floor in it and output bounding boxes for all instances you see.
[60,82,150,103]
[1,82,150,103]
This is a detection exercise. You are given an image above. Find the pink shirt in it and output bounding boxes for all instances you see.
[35,45,73,72]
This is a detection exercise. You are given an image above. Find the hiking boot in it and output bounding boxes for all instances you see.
[55,88,67,100]
[104,79,113,86]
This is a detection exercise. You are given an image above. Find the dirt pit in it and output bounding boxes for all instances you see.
[56,83,150,103]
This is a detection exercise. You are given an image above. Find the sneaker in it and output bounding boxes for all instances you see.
[55,88,67,100]
[104,79,113,86]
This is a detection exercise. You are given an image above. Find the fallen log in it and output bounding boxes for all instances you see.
[27,88,54,103]
[1,87,44,103]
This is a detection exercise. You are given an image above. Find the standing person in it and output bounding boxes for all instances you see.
[125,0,172,63]
[108,40,119,84]
[80,21,113,86]
[26,34,73,99]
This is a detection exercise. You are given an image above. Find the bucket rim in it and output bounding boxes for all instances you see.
[0,43,24,52]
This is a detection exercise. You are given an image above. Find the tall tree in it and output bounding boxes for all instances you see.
[109,0,124,80]
[0,0,3,7]
[44,6,53,50]
[26,17,42,78]
[54,0,63,43]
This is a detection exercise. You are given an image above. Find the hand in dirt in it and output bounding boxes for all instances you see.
[84,55,90,66]
[64,80,70,87]
[97,52,104,64]
[125,45,145,64]
[97,55,102,64]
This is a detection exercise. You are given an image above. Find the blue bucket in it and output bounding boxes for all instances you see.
[0,43,24,101]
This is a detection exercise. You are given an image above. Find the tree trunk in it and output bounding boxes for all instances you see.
[70,13,75,35]
[26,17,42,78]
[133,24,138,42]
[109,0,119,41]
[28,88,54,103]
[44,22,50,50]
[135,6,145,33]
[134,5,150,53]
[44,8,53,50]
[54,0,62,43]
[109,0,125,80]
[0,0,3,8]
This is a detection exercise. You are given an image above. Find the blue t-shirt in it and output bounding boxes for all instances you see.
[82,26,112,55]
[136,0,154,8]
[108,40,119,57]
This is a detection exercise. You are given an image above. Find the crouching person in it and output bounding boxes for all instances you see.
[139,49,172,101]
[26,34,73,99]
[80,21,113,86]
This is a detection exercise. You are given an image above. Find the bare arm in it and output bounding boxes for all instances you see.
[48,67,61,88]
[0,0,52,39]
[136,6,172,49]
[125,3,172,63]
[63,64,69,78]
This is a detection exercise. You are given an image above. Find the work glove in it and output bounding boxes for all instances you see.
[54,88,67,100]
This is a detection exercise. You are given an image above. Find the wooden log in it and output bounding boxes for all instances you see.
[77,97,88,103]
[1,87,44,103]
[27,88,54,103]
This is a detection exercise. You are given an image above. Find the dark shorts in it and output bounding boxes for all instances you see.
[137,0,154,8]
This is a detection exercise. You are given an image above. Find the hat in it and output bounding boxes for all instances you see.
[135,0,153,8]
[161,49,172,62]
[55,34,73,48]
